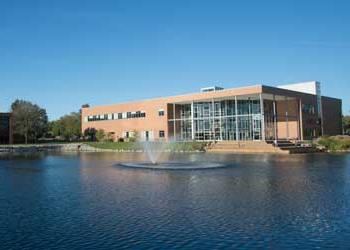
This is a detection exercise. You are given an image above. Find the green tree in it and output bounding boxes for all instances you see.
[343,115,350,135]
[48,120,61,138]
[95,129,106,142]
[84,127,97,141]
[49,112,81,141]
[11,99,48,144]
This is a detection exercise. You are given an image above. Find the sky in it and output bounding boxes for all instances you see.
[0,0,349,120]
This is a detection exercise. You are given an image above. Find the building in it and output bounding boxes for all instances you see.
[0,113,12,144]
[81,81,342,142]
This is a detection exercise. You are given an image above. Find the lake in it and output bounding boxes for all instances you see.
[1,152,350,249]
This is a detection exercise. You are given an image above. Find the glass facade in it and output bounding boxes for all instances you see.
[171,95,263,141]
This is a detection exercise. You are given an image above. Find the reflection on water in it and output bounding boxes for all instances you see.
[1,152,350,249]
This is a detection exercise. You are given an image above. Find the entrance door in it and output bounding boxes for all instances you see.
[252,115,261,140]
[145,131,149,141]
[213,118,221,141]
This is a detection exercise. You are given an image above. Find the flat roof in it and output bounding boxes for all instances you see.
[83,83,340,110]
[83,84,263,109]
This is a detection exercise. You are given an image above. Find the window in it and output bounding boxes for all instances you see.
[158,110,165,116]
[87,110,146,122]
[159,130,165,138]
[303,104,315,115]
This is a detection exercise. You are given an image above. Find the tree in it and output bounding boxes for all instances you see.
[343,115,350,135]
[84,127,97,141]
[49,112,81,141]
[11,100,48,144]
[95,129,106,142]
[48,120,62,138]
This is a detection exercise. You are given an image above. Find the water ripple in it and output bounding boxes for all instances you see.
[0,152,350,249]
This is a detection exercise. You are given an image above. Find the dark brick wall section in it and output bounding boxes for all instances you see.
[0,113,12,144]
[322,97,342,136]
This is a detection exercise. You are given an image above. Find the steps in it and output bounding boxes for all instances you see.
[207,140,317,154]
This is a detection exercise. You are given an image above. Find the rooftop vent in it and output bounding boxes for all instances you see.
[200,86,224,93]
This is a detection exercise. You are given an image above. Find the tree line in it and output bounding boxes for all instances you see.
[10,99,113,144]
[10,99,82,144]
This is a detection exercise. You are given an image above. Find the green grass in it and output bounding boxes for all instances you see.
[167,141,208,151]
[85,141,141,151]
[317,136,350,152]
[85,141,208,152]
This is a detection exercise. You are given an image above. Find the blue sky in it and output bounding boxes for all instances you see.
[0,0,349,120]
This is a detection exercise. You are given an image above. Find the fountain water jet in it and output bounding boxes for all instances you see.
[138,140,170,164]
[118,138,226,170]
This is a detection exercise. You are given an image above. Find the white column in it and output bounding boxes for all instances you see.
[173,103,176,141]
[225,100,228,140]
[191,101,194,140]
[235,96,239,141]
[219,101,222,141]
[273,95,278,144]
[248,98,252,140]
[285,96,289,140]
[212,98,215,140]
[299,98,304,141]
[260,93,265,141]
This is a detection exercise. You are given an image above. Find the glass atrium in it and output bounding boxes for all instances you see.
[169,95,264,141]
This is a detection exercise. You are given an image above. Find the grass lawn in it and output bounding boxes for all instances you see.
[85,141,208,152]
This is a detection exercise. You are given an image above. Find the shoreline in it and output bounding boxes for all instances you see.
[0,143,205,154]
[1,143,349,154]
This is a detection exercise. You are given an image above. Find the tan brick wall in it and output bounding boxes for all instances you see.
[81,99,169,141]
[81,84,342,141]
[81,85,263,141]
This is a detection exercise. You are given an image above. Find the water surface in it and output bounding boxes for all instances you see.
[1,152,350,249]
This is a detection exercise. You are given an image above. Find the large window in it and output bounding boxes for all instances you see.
[172,95,262,141]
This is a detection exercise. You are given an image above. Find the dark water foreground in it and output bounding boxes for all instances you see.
[1,152,350,249]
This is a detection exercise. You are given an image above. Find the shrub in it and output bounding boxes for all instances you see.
[317,136,350,151]
[84,128,97,141]
[95,129,106,142]
[106,132,115,142]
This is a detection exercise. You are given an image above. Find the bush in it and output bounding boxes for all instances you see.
[105,132,115,142]
[84,128,97,141]
[95,129,106,142]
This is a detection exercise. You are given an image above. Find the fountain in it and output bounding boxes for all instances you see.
[118,139,225,170]
[139,140,168,165]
